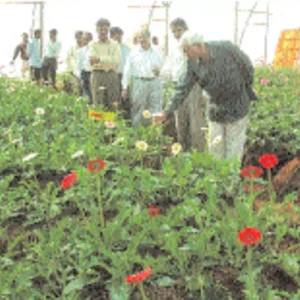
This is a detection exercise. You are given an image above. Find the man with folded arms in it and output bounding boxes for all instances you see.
[89,18,121,110]
[154,31,257,164]
[121,27,165,128]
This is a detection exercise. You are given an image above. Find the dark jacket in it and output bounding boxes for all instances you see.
[13,42,29,61]
[165,41,257,123]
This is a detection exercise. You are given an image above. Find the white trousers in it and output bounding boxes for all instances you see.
[131,78,163,128]
[208,114,248,164]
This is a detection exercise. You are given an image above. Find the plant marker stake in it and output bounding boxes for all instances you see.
[97,174,105,228]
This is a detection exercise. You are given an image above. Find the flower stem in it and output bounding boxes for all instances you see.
[246,248,255,300]
[267,169,274,204]
[97,175,105,227]
[140,153,143,169]
[249,179,254,219]
[138,283,148,300]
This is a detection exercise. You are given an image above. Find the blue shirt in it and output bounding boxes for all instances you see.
[118,43,131,74]
[27,39,42,68]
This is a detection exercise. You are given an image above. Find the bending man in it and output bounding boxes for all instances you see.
[154,31,257,164]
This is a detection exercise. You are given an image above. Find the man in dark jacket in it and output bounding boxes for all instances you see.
[11,33,29,80]
[154,31,257,163]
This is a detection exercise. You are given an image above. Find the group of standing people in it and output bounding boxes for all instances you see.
[11,29,61,88]
[11,16,257,166]
[65,18,167,127]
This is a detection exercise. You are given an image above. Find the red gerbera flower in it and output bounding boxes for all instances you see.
[87,158,106,172]
[259,154,278,169]
[240,166,263,179]
[125,267,152,284]
[61,172,78,189]
[238,227,262,246]
[148,205,160,217]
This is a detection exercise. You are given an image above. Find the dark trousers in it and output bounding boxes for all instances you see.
[118,73,131,120]
[80,70,92,103]
[42,57,57,87]
[30,67,41,82]
[91,70,120,111]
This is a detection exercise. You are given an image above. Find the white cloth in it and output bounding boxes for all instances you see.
[118,43,131,74]
[44,41,61,58]
[77,44,91,75]
[160,46,187,83]
[122,45,165,89]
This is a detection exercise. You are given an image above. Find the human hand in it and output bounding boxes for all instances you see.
[90,57,100,65]
[121,90,128,99]
[152,112,166,126]
[152,65,160,76]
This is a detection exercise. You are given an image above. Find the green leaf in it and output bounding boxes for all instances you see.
[63,278,86,295]
[50,204,61,217]
[282,254,299,275]
[108,283,130,300]
[179,244,192,251]
[156,276,176,287]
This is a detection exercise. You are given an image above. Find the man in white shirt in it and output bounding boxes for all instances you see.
[27,29,42,85]
[121,27,165,128]
[77,32,93,103]
[42,29,62,88]
[66,31,83,95]
[110,26,131,119]
[160,18,205,151]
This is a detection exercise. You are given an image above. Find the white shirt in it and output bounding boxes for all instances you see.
[66,45,81,74]
[160,45,187,83]
[122,45,165,89]
[44,40,61,58]
[77,44,91,75]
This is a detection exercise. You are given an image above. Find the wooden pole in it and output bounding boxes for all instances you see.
[264,1,270,63]
[165,4,169,55]
[234,1,239,45]
[40,1,44,58]
[30,3,36,39]
[0,1,44,4]
[239,1,258,46]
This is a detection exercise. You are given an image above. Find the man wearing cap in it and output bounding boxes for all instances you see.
[154,31,257,165]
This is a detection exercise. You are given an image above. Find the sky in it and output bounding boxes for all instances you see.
[0,0,300,70]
